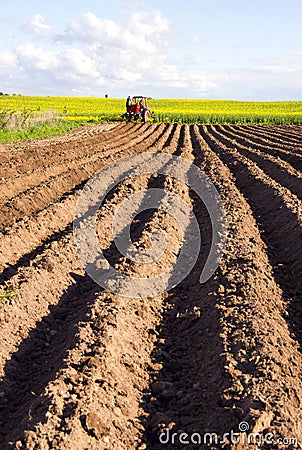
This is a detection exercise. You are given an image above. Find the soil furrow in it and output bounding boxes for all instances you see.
[36,124,209,449]
[219,124,302,157]
[0,122,141,182]
[0,123,126,177]
[0,124,166,271]
[0,123,121,155]
[261,125,302,144]
[192,125,302,445]
[142,125,302,449]
[0,123,166,231]
[233,125,302,149]
[0,123,173,447]
[0,122,188,448]
[0,122,139,196]
[0,230,102,448]
[210,125,302,201]
[0,122,126,161]
[0,123,302,449]
[199,125,302,344]
[150,123,175,150]
[220,126,302,172]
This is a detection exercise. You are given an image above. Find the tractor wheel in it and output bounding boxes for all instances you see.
[142,110,148,123]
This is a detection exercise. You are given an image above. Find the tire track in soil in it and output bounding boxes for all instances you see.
[210,125,302,201]
[0,121,177,448]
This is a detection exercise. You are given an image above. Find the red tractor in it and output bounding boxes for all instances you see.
[125,96,152,123]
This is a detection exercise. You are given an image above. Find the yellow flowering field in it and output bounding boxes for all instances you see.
[1,95,302,125]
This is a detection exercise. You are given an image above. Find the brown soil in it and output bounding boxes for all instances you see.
[0,123,301,449]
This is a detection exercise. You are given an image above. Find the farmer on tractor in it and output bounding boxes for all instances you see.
[125,96,152,123]
[126,96,132,113]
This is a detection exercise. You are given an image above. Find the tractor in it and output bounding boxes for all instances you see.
[125,96,152,123]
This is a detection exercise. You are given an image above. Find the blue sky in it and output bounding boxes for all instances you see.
[0,0,301,99]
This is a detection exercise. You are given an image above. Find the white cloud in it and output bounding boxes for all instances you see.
[0,51,17,69]
[16,43,58,70]
[2,10,208,96]
[25,14,53,39]
[58,12,158,55]
[3,10,300,99]
[61,48,97,77]
[130,10,169,35]
[191,36,202,44]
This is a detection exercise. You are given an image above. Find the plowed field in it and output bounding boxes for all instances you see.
[0,123,301,449]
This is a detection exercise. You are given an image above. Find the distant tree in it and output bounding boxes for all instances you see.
[0,92,4,96]
[105,94,108,98]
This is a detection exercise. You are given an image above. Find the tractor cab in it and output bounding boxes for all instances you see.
[125,96,152,123]
[131,96,148,112]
